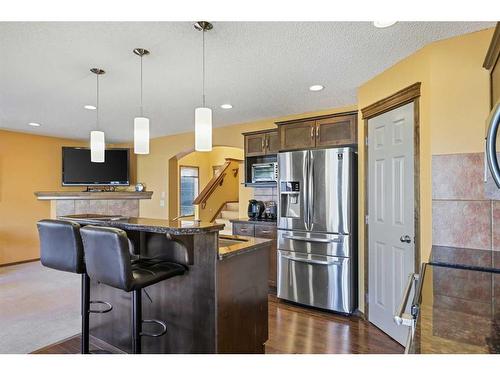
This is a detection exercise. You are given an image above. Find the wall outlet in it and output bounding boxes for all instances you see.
[159,199,165,207]
[161,191,166,198]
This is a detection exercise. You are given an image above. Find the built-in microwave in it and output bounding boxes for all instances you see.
[251,162,278,183]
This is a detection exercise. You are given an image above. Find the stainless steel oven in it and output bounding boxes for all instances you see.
[251,162,278,183]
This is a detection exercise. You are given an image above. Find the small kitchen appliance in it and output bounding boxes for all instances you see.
[248,199,265,219]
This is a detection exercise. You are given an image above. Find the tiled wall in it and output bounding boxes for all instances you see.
[252,186,278,204]
[432,152,500,265]
[55,199,140,217]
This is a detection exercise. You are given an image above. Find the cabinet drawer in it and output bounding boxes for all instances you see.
[254,224,276,239]
[232,222,255,236]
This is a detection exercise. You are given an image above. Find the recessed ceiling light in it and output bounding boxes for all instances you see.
[220,104,233,109]
[373,21,397,28]
[84,105,96,110]
[309,85,324,92]
[28,122,41,127]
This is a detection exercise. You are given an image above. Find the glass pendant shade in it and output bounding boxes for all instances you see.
[90,130,105,163]
[134,117,150,154]
[195,107,212,151]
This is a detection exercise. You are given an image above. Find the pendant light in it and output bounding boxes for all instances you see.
[194,21,213,152]
[90,68,106,163]
[133,48,150,154]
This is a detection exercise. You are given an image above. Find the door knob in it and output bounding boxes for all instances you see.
[400,235,412,243]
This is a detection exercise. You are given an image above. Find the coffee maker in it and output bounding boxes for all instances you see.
[247,200,265,219]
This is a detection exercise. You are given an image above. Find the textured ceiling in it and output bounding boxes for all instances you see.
[0,21,494,142]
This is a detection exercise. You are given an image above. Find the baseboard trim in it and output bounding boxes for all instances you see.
[0,258,40,268]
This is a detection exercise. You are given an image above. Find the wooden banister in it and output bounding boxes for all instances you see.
[193,161,231,206]
[192,158,241,222]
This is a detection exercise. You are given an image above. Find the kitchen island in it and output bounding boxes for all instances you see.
[60,215,271,354]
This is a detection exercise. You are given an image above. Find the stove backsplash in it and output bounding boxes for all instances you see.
[252,186,278,204]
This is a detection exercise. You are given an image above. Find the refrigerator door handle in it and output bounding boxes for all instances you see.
[303,151,310,231]
[486,101,500,188]
[308,150,314,229]
[282,235,342,243]
[281,254,342,266]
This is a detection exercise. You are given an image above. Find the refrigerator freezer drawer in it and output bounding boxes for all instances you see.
[278,230,351,257]
[277,250,354,313]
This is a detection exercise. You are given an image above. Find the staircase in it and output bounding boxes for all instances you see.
[215,202,239,235]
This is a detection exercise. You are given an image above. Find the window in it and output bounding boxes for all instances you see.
[179,166,199,216]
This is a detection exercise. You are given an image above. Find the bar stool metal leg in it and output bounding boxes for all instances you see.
[81,274,90,354]
[132,289,142,354]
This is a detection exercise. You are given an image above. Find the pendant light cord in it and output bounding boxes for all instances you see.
[140,54,144,117]
[96,73,99,131]
[202,28,206,107]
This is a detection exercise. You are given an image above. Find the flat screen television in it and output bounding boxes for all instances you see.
[62,147,130,186]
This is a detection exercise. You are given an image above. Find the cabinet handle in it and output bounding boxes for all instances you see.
[316,125,319,138]
[261,138,265,149]
[266,137,269,150]
[310,126,314,138]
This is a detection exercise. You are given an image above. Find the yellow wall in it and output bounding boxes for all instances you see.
[0,130,84,265]
[173,146,244,218]
[137,105,357,219]
[357,28,493,312]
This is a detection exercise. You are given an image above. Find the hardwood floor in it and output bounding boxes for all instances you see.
[33,295,403,354]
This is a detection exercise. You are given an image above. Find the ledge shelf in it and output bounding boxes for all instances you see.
[34,191,153,201]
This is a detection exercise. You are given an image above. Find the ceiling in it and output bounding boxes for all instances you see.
[0,21,494,143]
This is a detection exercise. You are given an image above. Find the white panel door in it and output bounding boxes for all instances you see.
[368,102,415,345]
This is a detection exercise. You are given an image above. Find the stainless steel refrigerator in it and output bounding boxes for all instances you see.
[277,147,357,314]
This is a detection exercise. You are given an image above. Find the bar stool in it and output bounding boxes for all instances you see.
[37,219,113,354]
[80,225,186,354]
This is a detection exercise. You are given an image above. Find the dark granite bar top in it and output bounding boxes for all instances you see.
[411,263,500,354]
[59,214,224,235]
[430,245,500,272]
[229,218,277,226]
[218,235,272,260]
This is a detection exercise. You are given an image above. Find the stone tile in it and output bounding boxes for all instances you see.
[432,200,491,250]
[55,200,75,217]
[88,200,108,215]
[484,153,500,200]
[253,187,273,196]
[432,153,486,200]
[431,246,492,269]
[74,200,90,214]
[492,201,500,251]
[107,200,139,217]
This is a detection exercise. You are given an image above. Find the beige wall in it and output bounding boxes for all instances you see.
[137,105,356,220]
[0,130,84,265]
[357,28,493,312]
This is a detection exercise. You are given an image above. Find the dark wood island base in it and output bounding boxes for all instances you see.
[60,215,271,354]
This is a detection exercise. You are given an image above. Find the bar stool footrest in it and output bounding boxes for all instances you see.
[141,319,167,337]
[89,300,113,314]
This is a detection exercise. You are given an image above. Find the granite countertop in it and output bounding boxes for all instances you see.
[430,245,500,271]
[59,214,224,235]
[411,263,500,354]
[218,234,272,260]
[229,218,277,226]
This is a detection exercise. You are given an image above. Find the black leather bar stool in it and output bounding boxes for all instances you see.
[80,225,186,354]
[37,219,113,354]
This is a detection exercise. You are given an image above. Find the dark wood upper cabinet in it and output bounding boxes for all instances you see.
[266,130,280,154]
[244,130,278,156]
[278,120,316,151]
[315,114,357,147]
[276,112,357,151]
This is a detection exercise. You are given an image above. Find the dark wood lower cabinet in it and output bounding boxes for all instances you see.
[232,221,277,291]
[87,231,269,354]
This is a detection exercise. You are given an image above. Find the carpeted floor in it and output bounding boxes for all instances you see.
[0,261,81,354]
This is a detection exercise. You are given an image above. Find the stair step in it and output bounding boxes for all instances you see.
[215,218,233,235]
[221,210,239,220]
[225,202,239,212]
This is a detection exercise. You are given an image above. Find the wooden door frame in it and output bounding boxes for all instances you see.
[360,82,421,320]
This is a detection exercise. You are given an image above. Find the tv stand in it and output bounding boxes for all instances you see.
[83,186,117,192]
